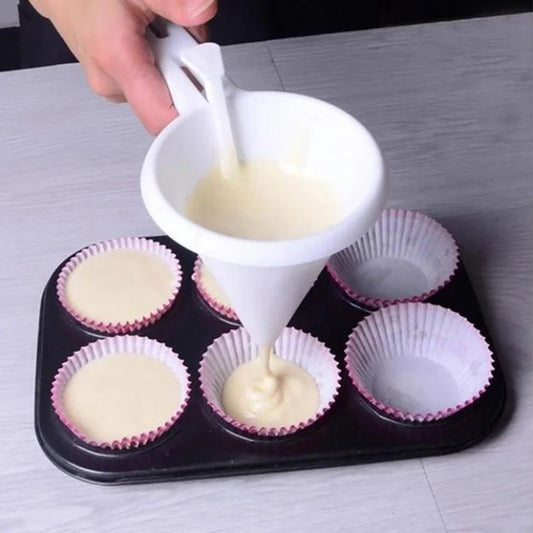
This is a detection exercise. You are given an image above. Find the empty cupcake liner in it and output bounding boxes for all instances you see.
[199,327,340,437]
[57,237,182,334]
[192,257,239,322]
[327,209,459,308]
[51,335,191,450]
[344,302,494,422]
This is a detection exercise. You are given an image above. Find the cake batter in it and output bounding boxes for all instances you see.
[199,262,232,309]
[222,346,319,428]
[62,353,181,442]
[185,160,341,240]
[65,249,175,323]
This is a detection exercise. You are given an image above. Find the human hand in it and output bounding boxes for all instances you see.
[31,0,217,134]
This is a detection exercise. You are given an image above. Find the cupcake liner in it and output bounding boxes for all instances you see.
[192,257,239,322]
[327,209,459,309]
[344,302,494,422]
[57,237,182,334]
[51,335,191,450]
[199,327,340,437]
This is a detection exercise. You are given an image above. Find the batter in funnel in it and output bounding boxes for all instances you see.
[185,159,341,240]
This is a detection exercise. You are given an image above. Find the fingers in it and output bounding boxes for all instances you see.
[47,0,217,134]
[85,64,127,103]
[97,3,215,133]
[103,29,178,134]
[188,23,209,43]
[106,94,128,104]
[142,0,218,27]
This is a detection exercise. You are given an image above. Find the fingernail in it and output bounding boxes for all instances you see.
[189,0,215,18]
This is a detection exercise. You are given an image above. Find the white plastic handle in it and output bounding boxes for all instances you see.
[181,43,240,176]
[148,20,208,116]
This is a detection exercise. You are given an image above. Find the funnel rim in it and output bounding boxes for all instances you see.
[141,90,388,267]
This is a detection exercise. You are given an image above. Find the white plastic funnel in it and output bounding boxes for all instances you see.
[141,23,388,347]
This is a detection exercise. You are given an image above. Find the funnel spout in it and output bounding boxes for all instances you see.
[202,257,327,347]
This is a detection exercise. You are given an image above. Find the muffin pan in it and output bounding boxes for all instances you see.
[35,235,506,485]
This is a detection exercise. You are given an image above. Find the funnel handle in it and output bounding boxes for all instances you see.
[148,19,208,116]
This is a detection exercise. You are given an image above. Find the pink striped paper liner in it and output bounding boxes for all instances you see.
[199,327,340,437]
[51,335,191,450]
[192,257,239,322]
[57,237,182,334]
[327,209,459,309]
[344,302,494,422]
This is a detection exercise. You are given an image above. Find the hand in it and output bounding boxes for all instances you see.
[31,0,217,134]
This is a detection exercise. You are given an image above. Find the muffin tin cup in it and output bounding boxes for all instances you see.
[199,327,341,437]
[51,335,191,450]
[56,237,182,334]
[327,209,459,309]
[345,302,494,422]
[192,257,239,321]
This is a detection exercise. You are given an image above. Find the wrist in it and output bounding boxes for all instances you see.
[29,0,64,19]
[29,0,51,18]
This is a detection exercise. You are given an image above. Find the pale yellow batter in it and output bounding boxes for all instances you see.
[199,262,232,309]
[222,347,319,429]
[65,250,175,323]
[186,160,341,240]
[189,159,330,427]
[63,353,181,442]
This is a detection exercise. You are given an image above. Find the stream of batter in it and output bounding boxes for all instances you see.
[187,160,337,427]
[222,345,319,428]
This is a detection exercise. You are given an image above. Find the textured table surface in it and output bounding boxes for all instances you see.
[1,13,531,533]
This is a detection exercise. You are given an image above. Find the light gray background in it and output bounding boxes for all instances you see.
[0,0,17,28]
[1,13,531,533]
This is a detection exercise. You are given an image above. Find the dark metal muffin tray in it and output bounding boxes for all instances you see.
[35,235,506,485]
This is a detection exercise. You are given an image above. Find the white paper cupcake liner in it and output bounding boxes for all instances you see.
[51,335,191,449]
[199,327,340,437]
[192,257,239,322]
[57,237,182,334]
[344,302,494,422]
[327,209,459,308]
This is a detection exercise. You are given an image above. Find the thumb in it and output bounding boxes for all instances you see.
[143,0,218,27]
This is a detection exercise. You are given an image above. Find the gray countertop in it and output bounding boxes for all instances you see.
[1,13,531,533]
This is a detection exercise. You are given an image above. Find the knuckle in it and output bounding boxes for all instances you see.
[86,70,114,98]
[95,47,116,72]
[145,122,160,136]
[143,114,165,135]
